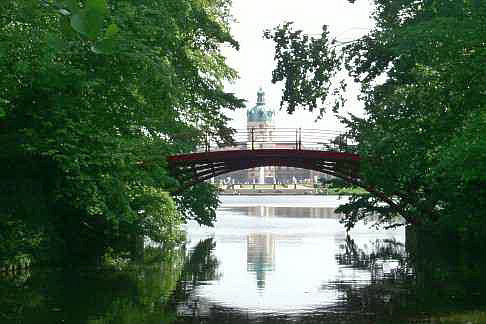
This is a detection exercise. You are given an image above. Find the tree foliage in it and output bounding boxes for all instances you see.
[265,0,486,236]
[0,0,243,265]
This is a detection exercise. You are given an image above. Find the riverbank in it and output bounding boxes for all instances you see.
[220,189,316,195]
[219,185,367,196]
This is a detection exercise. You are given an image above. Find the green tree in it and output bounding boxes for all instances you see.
[0,0,243,266]
[265,1,486,237]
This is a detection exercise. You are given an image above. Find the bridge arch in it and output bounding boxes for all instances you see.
[167,127,405,220]
[167,149,361,189]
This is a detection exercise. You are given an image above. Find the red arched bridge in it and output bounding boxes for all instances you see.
[167,128,361,189]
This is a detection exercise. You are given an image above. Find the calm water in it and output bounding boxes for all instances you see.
[2,195,486,323]
[182,196,405,317]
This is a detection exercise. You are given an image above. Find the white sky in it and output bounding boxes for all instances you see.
[222,0,374,131]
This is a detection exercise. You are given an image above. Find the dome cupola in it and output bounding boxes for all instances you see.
[247,88,274,124]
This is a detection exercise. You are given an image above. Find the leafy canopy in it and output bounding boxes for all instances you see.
[0,0,243,265]
[265,0,486,234]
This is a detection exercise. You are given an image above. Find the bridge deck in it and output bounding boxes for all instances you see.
[168,149,360,163]
[168,149,361,189]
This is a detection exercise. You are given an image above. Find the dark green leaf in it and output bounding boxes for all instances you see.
[105,23,119,38]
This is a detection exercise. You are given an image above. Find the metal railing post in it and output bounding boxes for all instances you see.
[206,133,210,152]
[295,128,298,150]
[251,128,254,150]
[298,128,302,150]
[205,133,208,152]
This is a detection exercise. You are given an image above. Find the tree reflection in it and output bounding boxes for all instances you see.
[4,233,486,323]
[321,235,412,321]
[336,235,408,278]
[173,238,221,300]
[323,231,486,322]
[0,246,186,324]
[170,238,223,319]
[0,239,223,324]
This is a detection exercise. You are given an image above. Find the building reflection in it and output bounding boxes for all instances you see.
[245,206,342,219]
[247,233,275,289]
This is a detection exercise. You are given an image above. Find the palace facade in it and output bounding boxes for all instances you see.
[215,88,324,185]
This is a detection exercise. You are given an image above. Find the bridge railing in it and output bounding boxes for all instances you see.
[199,128,357,153]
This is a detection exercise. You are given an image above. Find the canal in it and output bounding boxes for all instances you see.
[1,195,486,323]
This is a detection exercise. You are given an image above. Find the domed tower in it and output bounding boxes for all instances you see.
[247,88,274,129]
[247,88,276,184]
[247,88,275,149]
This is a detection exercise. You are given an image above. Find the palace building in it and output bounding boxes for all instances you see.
[215,88,323,185]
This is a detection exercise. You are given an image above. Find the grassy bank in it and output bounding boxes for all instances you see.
[421,311,486,323]
[219,184,368,196]
[318,187,368,196]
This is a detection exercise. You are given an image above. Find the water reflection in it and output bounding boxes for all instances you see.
[182,198,407,318]
[180,227,486,322]
[175,238,222,319]
[247,233,276,289]
[336,236,408,278]
[3,197,486,323]
[0,246,186,324]
[176,232,414,322]
[232,205,343,218]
